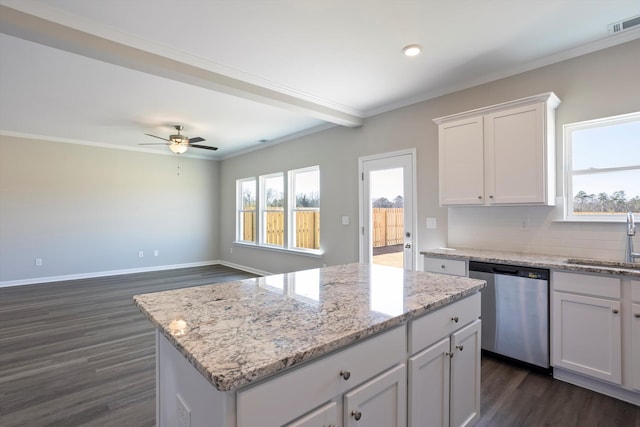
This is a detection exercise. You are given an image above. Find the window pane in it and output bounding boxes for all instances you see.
[572,169,640,214]
[292,167,320,250]
[262,174,284,246]
[241,180,256,210]
[264,175,284,208]
[572,121,640,170]
[294,169,320,208]
[240,211,255,242]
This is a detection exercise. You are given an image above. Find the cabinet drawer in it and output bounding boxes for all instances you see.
[409,293,481,355]
[632,281,640,303]
[552,271,620,299]
[236,325,406,427]
[424,257,467,277]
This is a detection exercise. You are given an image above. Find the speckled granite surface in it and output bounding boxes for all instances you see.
[134,263,485,391]
[421,248,640,278]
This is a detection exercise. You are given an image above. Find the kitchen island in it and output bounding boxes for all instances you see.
[134,263,486,427]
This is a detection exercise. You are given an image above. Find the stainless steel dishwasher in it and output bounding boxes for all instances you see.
[469,261,550,371]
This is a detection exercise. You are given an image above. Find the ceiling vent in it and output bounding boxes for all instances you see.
[608,15,640,34]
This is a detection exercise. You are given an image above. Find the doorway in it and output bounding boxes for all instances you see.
[359,150,416,270]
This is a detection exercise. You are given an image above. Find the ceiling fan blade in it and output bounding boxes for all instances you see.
[189,137,205,143]
[190,144,219,151]
[139,142,170,146]
[144,133,171,142]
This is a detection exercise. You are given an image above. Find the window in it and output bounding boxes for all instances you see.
[290,167,320,250]
[236,166,320,254]
[261,173,285,247]
[237,178,256,242]
[564,112,640,220]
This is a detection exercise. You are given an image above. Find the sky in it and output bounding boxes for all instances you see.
[571,118,640,199]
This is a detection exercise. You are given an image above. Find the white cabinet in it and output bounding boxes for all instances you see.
[409,294,481,427]
[552,271,622,384]
[450,320,481,427]
[632,281,640,392]
[286,401,339,427]
[434,92,560,207]
[237,326,406,427]
[552,291,622,384]
[409,338,451,427]
[344,364,407,427]
[424,256,467,277]
[551,271,640,405]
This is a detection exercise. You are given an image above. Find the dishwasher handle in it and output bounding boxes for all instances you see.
[469,261,549,280]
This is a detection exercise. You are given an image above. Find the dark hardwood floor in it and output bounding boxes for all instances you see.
[1,265,638,426]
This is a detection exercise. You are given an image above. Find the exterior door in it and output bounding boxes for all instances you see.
[359,150,416,270]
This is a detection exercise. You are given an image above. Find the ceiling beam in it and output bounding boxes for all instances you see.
[0,5,363,128]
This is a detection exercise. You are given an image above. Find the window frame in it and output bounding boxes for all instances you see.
[289,166,320,251]
[564,111,640,222]
[235,166,322,256]
[236,177,256,243]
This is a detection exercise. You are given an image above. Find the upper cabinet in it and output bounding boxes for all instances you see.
[434,92,561,206]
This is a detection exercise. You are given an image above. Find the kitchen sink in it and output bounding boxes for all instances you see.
[566,258,640,271]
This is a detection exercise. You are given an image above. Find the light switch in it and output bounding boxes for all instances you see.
[341,216,350,225]
[426,217,437,229]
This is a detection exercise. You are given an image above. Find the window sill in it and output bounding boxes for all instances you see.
[233,241,324,258]
[553,217,630,223]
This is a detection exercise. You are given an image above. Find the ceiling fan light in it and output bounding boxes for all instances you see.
[169,143,188,154]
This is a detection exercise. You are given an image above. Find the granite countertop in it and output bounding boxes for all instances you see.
[421,248,640,278]
[133,262,485,392]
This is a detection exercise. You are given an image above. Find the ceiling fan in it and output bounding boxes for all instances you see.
[140,125,218,154]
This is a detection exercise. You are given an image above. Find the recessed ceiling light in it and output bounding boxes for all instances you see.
[402,44,422,57]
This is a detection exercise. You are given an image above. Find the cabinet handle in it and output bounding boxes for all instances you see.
[489,195,494,199]
[340,370,351,380]
[445,352,454,358]
[451,316,459,323]
[441,265,446,269]
[328,425,339,427]
[456,344,464,352]
[634,313,640,318]
[478,195,482,199]
[351,410,362,421]
[612,309,619,314]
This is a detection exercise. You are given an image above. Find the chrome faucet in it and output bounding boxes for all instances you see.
[626,212,640,263]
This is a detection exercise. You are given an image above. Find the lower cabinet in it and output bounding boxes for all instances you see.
[632,302,640,391]
[344,364,407,427]
[551,271,622,384]
[286,401,338,427]
[632,280,640,392]
[409,320,481,427]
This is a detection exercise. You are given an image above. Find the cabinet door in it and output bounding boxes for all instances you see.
[438,116,485,206]
[344,364,406,427]
[286,401,339,427]
[484,103,546,204]
[552,292,622,384]
[450,320,481,427]
[408,338,450,427]
[632,303,640,391]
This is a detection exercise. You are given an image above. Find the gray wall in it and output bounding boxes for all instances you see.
[2,40,638,283]
[219,39,640,273]
[0,136,219,283]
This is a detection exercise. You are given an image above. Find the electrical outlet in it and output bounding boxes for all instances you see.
[154,250,159,257]
[138,250,144,258]
[35,258,43,267]
[426,217,437,229]
[176,393,191,427]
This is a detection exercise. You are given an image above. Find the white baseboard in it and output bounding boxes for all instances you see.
[0,260,269,288]
[218,260,271,277]
[553,368,640,406]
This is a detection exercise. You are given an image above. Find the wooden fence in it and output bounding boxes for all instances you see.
[373,208,404,247]
[241,208,400,249]
[240,210,320,249]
